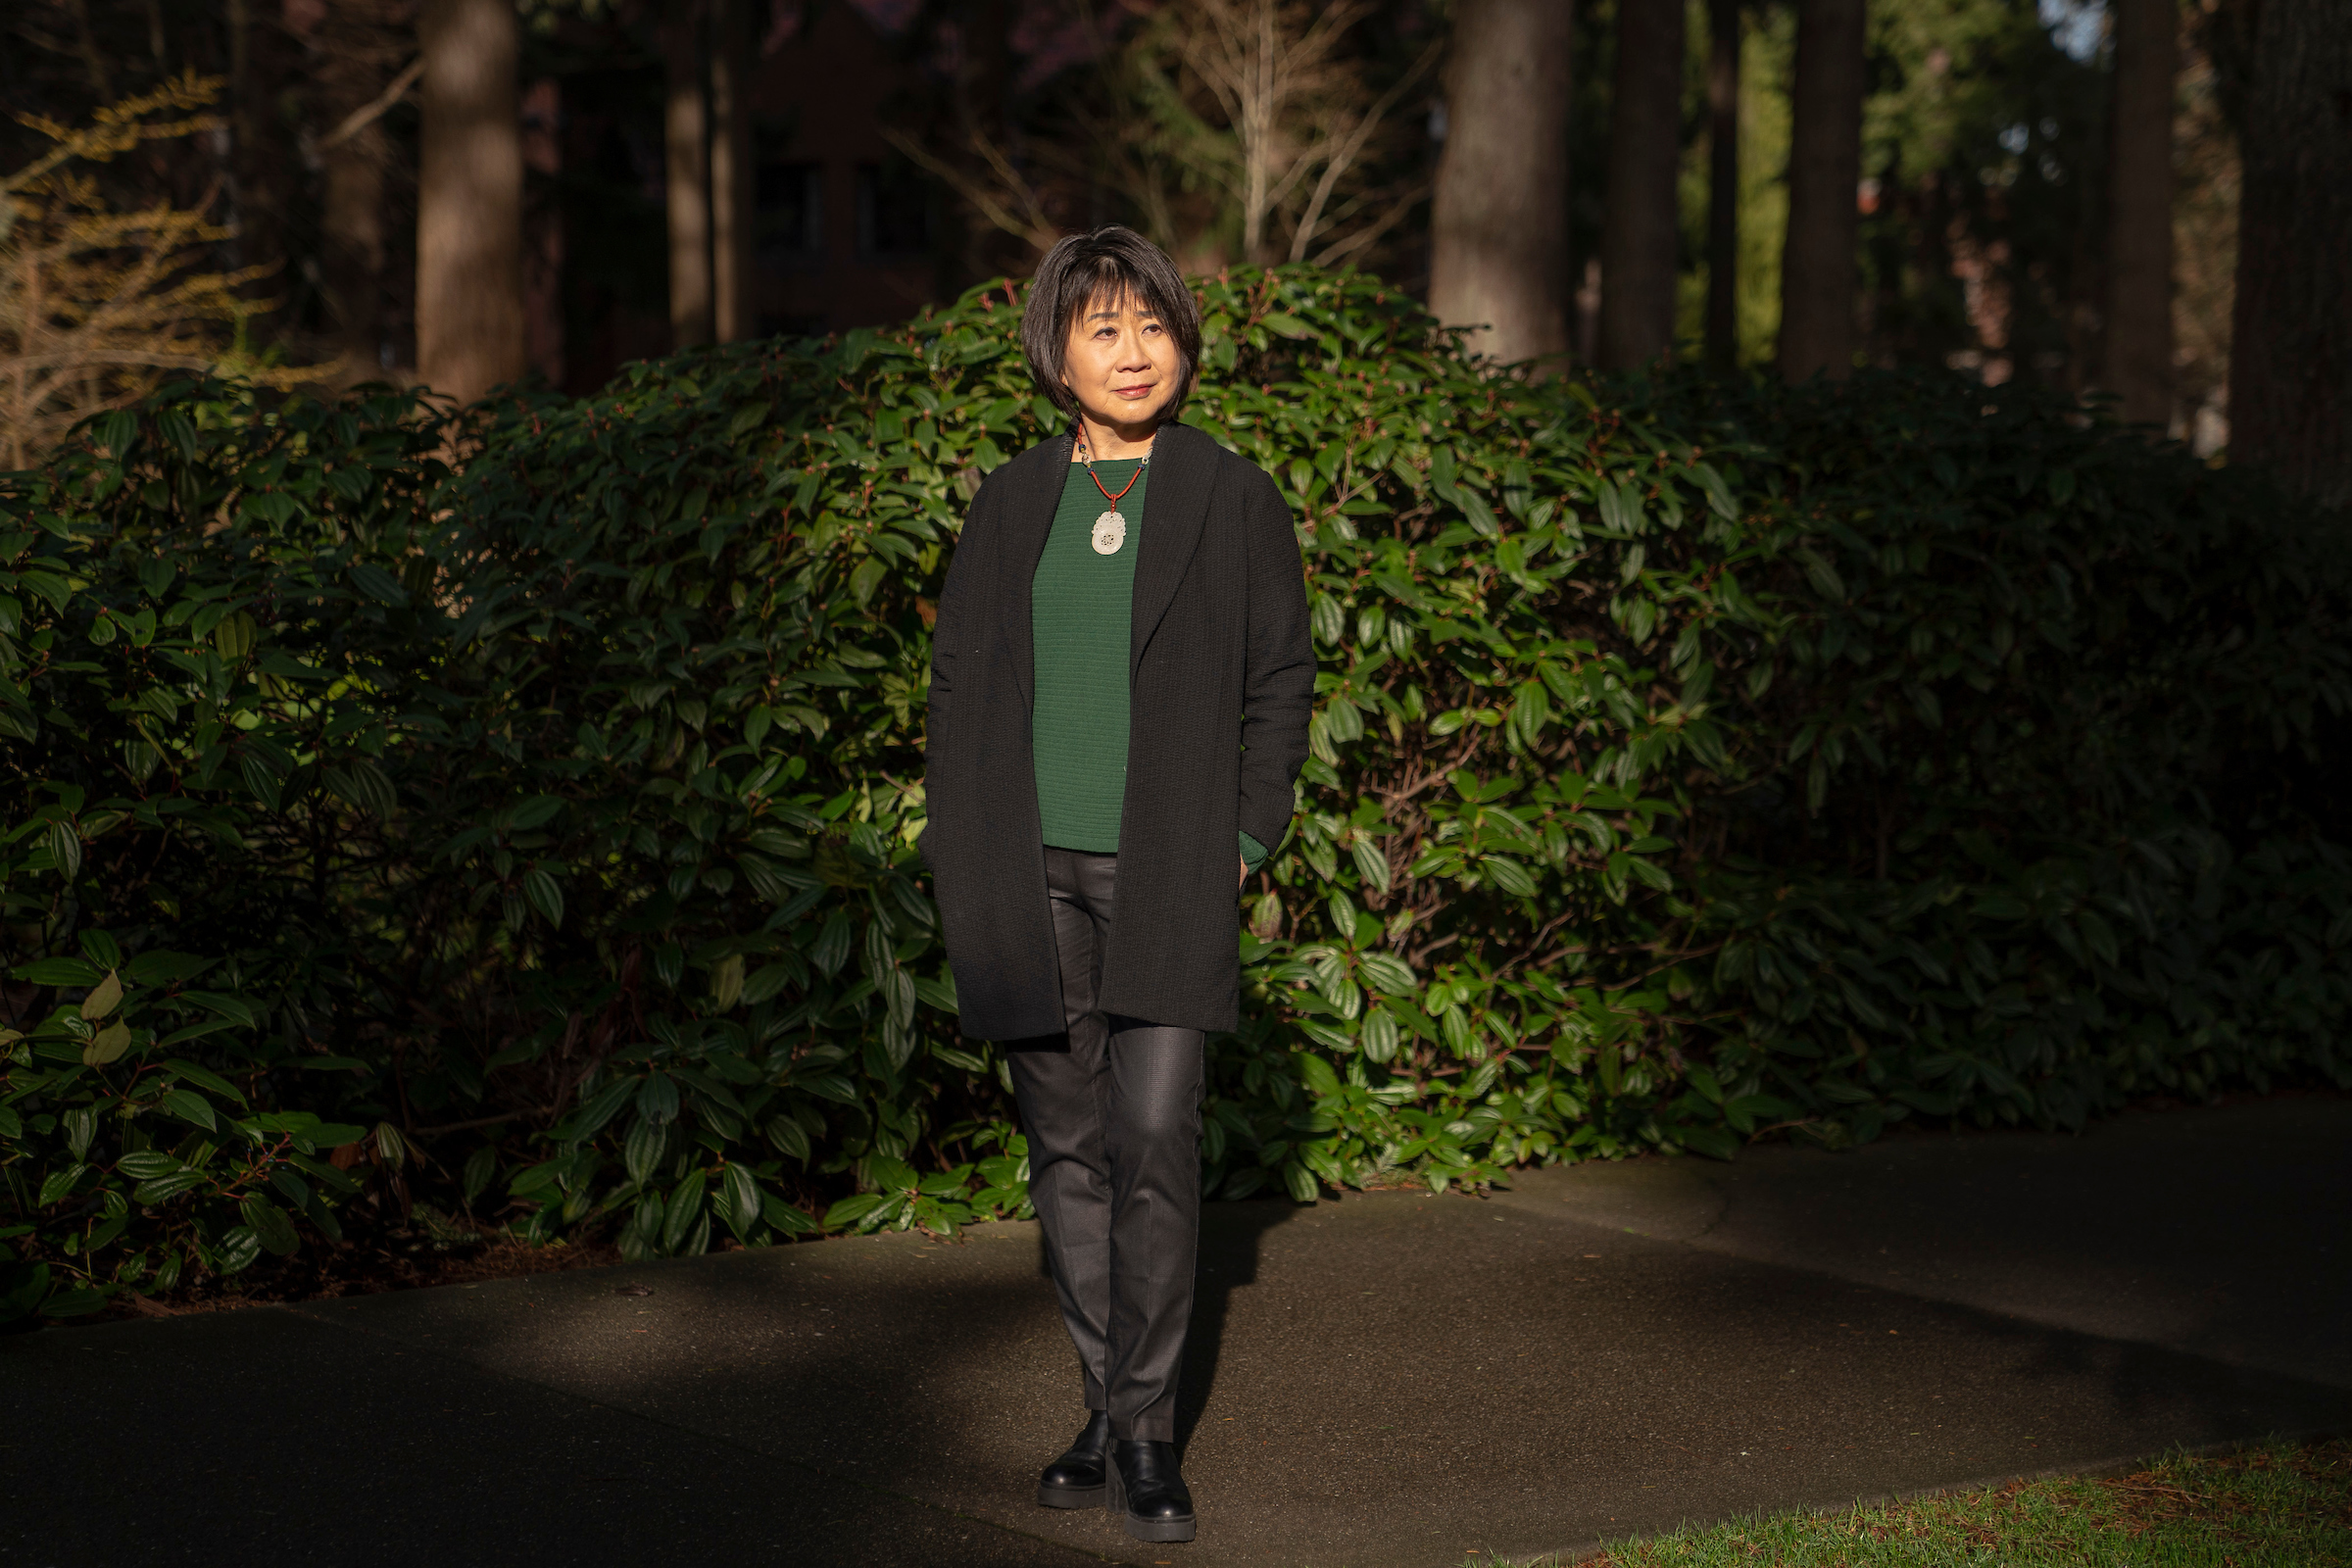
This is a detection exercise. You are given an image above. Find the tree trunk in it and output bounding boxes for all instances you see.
[317,0,412,372]
[416,0,525,404]
[520,77,568,386]
[318,3,394,371]
[1428,0,1575,366]
[321,127,387,370]
[2103,0,2178,427]
[1705,0,1740,369]
[2228,0,2352,506]
[1778,0,1866,381]
[664,0,713,349]
[709,0,757,343]
[1598,0,1688,370]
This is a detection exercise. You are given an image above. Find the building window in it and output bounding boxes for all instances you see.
[757,160,823,270]
[856,162,931,261]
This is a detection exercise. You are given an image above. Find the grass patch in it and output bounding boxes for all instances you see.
[1494,1440,2352,1566]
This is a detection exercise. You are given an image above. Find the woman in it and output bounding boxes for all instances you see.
[919,226,1314,1544]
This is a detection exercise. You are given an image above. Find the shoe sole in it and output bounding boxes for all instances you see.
[1035,1483,1106,1509]
[1104,1452,1197,1543]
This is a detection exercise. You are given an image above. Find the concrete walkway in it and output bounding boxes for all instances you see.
[7,1098,2347,1568]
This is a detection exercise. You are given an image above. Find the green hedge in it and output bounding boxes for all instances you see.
[3,267,2345,1325]
[1647,371,2352,1135]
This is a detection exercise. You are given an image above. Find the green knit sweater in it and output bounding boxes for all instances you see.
[1031,457,1267,870]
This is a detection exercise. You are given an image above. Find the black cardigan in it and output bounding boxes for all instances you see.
[919,421,1315,1039]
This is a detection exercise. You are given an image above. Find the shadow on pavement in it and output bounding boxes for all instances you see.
[0,1290,1103,1568]
[10,1099,2350,1568]
[1177,1196,1298,1456]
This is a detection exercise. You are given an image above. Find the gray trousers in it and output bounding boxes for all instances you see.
[1007,847,1205,1443]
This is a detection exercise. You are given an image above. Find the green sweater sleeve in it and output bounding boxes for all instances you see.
[1240,830,1269,871]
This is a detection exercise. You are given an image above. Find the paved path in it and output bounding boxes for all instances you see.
[7,1098,2347,1568]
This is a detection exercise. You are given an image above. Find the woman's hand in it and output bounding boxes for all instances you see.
[1238,858,1249,892]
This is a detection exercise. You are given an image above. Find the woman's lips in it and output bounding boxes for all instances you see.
[1114,384,1155,399]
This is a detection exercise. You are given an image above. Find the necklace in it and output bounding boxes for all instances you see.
[1075,427,1151,556]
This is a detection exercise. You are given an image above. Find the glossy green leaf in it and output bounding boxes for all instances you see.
[37,1164,87,1206]
[238,1195,299,1255]
[77,970,122,1020]
[217,1226,263,1274]
[133,1171,204,1204]
[720,1162,760,1240]
[159,1089,215,1131]
[761,1194,816,1235]
[521,868,564,929]
[623,1116,664,1186]
[81,1022,131,1066]
[661,1168,708,1252]
[15,957,102,988]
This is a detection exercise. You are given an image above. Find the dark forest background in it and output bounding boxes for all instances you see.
[4,0,2345,502]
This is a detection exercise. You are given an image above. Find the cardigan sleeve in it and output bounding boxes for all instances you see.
[1235,464,1315,857]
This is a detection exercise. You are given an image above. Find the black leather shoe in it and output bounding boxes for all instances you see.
[1036,1411,1112,1508]
[1107,1439,1197,1543]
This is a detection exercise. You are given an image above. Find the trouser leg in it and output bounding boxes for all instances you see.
[1006,849,1205,1441]
[1102,1016,1203,1442]
[1008,848,1116,1411]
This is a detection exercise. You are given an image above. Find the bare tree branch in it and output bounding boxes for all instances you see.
[320,55,424,150]
[1291,37,1441,262]
[1173,0,1379,263]
[878,125,1061,255]
[1314,179,1431,268]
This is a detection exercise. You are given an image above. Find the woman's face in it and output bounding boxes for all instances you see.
[1061,289,1181,431]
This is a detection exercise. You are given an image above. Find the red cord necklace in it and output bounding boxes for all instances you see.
[1084,455,1144,509]
[1076,428,1152,556]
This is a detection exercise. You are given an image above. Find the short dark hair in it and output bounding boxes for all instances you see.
[1021,226,1202,424]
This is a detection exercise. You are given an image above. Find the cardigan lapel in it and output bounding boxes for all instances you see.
[1129,421,1212,680]
[1000,431,1072,714]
